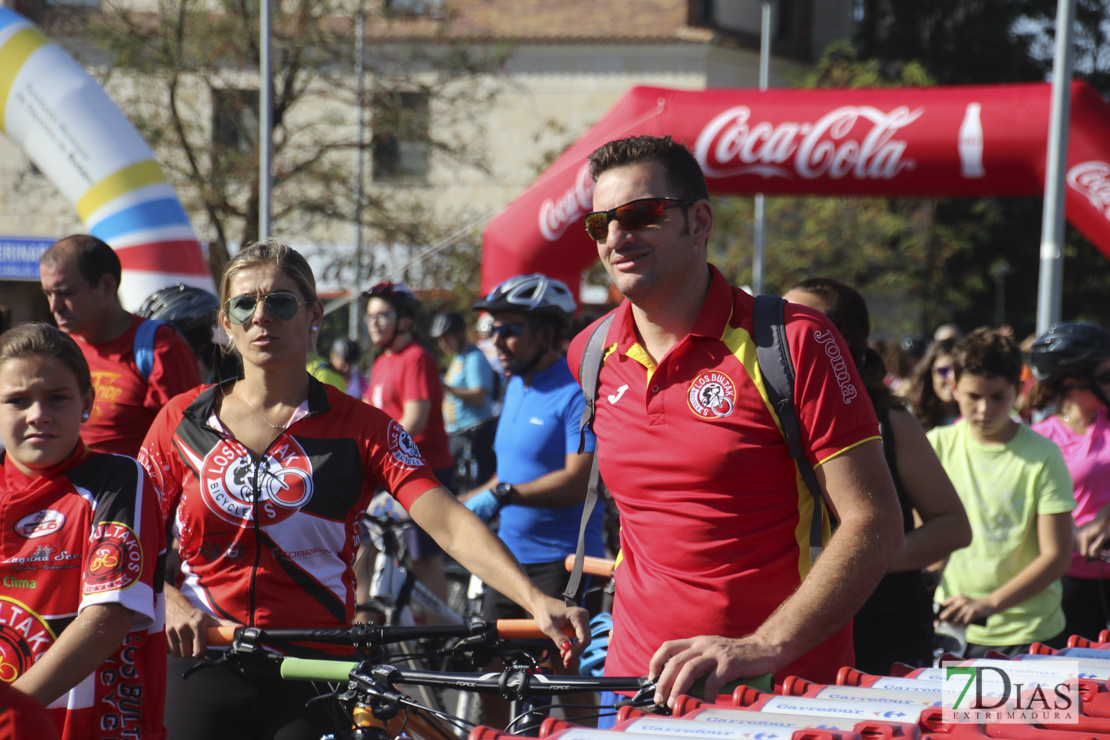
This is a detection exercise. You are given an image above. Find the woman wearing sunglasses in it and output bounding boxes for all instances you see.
[139,240,589,739]
[1028,322,1110,642]
[905,337,961,431]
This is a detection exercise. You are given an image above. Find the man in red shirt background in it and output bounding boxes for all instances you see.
[39,235,201,456]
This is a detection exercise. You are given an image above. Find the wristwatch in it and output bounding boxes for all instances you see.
[492,482,515,508]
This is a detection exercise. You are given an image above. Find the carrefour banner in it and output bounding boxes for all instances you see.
[0,7,214,308]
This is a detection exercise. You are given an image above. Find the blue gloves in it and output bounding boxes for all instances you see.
[465,489,501,523]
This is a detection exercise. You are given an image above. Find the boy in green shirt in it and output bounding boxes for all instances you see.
[928,328,1075,656]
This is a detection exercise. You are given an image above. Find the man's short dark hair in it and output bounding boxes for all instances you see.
[587,135,710,201]
[42,234,122,289]
[954,327,1024,386]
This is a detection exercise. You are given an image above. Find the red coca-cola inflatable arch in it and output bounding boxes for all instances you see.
[480,81,1110,294]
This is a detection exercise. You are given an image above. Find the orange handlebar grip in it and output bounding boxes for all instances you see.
[495,619,576,641]
[205,625,239,646]
[563,554,615,577]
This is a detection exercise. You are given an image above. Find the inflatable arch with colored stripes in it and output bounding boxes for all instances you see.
[0,7,214,309]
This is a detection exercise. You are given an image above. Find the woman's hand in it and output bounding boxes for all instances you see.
[528,595,590,667]
[1077,507,1110,560]
[165,586,235,658]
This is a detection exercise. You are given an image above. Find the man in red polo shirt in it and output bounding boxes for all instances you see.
[40,235,201,457]
[567,135,904,712]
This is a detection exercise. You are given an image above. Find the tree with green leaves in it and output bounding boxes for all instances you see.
[852,0,1110,332]
[68,0,508,287]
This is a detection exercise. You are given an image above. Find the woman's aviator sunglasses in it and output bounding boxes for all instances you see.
[225,292,305,325]
[584,197,697,242]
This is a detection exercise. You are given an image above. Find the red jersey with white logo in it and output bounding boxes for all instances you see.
[567,266,880,684]
[365,342,453,471]
[0,444,167,740]
[139,378,443,640]
[75,315,201,457]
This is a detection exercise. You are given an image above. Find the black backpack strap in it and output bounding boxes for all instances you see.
[564,314,614,606]
[753,295,830,556]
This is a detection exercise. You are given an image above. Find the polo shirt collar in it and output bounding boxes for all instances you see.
[609,264,732,354]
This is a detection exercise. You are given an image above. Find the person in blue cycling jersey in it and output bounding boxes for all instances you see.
[461,273,604,726]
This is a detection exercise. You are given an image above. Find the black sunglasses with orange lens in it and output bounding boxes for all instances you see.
[584,197,697,242]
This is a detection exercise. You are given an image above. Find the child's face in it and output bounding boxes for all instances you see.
[0,355,93,476]
[953,372,1018,443]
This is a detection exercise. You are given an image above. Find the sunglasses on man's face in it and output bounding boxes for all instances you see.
[489,322,541,340]
[584,197,697,242]
[225,292,305,325]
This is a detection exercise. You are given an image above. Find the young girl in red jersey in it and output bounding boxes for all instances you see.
[0,323,166,740]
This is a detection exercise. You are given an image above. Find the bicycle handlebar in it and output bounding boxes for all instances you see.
[205,619,569,648]
[280,659,652,696]
[562,555,615,577]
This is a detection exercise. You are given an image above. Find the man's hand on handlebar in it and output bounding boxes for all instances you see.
[649,635,779,708]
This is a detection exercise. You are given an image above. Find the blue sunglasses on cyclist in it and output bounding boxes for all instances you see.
[489,322,543,340]
[225,292,306,325]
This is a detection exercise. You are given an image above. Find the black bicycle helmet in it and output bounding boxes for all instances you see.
[366,282,421,318]
[1028,322,1110,384]
[330,336,362,365]
[136,284,219,334]
[472,274,576,323]
[430,312,465,339]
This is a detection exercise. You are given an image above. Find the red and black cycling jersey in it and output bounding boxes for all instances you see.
[139,378,442,643]
[0,443,167,740]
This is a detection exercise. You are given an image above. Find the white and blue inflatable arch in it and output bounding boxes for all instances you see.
[0,7,214,308]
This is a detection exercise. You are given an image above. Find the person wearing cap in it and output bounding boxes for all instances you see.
[364,282,454,601]
[431,311,498,487]
[460,273,603,727]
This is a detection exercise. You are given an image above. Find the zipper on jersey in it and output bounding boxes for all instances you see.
[243,406,325,628]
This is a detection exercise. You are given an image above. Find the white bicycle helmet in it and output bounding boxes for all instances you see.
[472,274,576,322]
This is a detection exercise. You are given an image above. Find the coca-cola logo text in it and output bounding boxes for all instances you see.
[538,163,595,242]
[1067,161,1110,221]
[695,105,924,181]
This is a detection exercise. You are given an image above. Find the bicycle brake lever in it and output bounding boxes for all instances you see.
[628,678,669,713]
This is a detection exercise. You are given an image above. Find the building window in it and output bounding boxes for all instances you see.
[212,88,259,155]
[372,90,429,183]
[384,0,444,16]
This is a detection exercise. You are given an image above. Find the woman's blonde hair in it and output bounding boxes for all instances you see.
[219,239,319,308]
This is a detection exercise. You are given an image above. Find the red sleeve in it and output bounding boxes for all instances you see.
[138,398,188,527]
[0,682,59,740]
[400,349,440,403]
[79,458,165,629]
[784,304,880,466]
[361,410,444,510]
[145,324,202,409]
